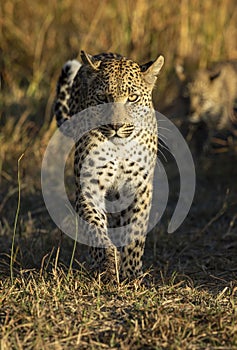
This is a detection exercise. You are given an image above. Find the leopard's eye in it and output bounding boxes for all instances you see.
[96,94,108,103]
[127,94,140,103]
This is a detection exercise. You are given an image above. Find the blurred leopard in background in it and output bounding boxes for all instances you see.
[177,61,237,153]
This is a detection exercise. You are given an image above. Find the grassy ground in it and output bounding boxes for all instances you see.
[1,0,237,349]
[1,269,237,349]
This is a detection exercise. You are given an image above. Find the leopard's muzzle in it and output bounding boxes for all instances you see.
[99,123,134,138]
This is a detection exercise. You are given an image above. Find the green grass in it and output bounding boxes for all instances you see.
[1,0,237,348]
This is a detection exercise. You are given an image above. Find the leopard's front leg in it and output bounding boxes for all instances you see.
[119,181,153,280]
[75,192,120,277]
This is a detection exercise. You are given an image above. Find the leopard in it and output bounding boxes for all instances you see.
[54,51,164,280]
[187,61,237,130]
[176,60,237,153]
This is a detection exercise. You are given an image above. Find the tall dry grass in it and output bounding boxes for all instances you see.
[1,0,237,114]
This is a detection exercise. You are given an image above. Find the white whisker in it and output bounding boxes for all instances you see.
[158,126,172,132]
[158,133,168,141]
[159,143,171,153]
[157,148,168,162]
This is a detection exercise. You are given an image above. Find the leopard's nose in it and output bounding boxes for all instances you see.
[112,123,123,131]
[114,123,134,138]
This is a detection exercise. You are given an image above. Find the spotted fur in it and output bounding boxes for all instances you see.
[54,51,164,280]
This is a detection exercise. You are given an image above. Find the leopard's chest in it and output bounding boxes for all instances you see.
[76,133,157,196]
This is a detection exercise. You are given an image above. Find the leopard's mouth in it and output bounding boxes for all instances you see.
[99,124,134,139]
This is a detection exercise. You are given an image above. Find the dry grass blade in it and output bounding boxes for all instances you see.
[10,153,24,284]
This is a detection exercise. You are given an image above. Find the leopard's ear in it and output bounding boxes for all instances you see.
[142,55,164,86]
[81,51,101,70]
[209,69,221,82]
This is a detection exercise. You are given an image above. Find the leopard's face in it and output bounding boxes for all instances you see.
[55,52,164,136]
[68,53,164,142]
[188,69,227,129]
[85,59,153,107]
[189,80,219,124]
